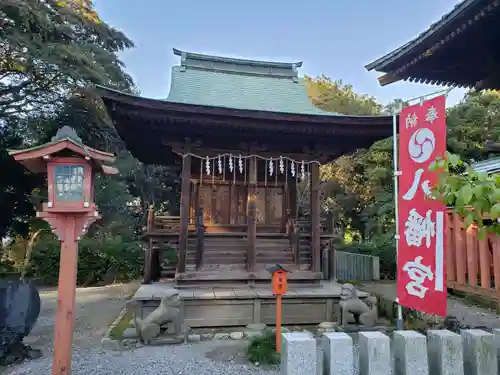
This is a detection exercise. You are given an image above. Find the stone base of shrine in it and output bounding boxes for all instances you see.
[174,269,323,288]
[130,281,368,328]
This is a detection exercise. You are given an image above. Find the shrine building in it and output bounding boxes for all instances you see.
[97,49,394,290]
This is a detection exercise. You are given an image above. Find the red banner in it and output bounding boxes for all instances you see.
[397,95,447,316]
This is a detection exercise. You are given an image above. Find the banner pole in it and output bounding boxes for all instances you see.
[392,105,404,331]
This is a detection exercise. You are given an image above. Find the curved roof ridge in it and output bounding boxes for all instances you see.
[173,48,303,69]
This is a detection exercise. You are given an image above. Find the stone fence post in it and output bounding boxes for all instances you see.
[280,332,316,375]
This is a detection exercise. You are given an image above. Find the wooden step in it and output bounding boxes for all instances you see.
[204,251,247,258]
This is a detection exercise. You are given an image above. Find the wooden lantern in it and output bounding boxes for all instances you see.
[270,267,288,295]
[9,126,118,375]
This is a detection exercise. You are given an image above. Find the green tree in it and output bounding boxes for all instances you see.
[0,0,133,119]
[431,91,500,235]
[305,75,382,115]
[446,90,500,160]
[306,76,391,239]
[432,153,500,235]
[0,0,136,237]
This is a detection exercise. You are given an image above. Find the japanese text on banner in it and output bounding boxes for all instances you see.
[397,95,447,317]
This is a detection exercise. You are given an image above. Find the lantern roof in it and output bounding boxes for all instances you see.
[267,264,291,274]
[9,126,118,174]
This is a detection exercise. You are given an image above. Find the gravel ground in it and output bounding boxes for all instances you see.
[8,335,386,375]
[5,281,454,375]
[22,282,142,349]
[4,282,285,375]
[361,281,500,329]
[7,341,281,375]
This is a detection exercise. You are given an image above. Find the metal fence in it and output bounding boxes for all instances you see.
[333,251,380,282]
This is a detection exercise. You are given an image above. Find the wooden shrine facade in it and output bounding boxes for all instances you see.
[97,49,394,285]
[144,150,337,285]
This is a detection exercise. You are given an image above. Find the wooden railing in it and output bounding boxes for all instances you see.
[334,251,380,282]
[446,209,500,306]
[286,218,339,266]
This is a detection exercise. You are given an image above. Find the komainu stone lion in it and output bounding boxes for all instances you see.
[135,290,181,343]
[339,283,377,327]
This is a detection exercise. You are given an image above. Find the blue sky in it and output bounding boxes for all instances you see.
[94,0,465,107]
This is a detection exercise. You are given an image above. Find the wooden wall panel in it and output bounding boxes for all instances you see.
[195,182,285,226]
[255,188,267,223]
[266,187,283,225]
[236,185,247,224]
[214,185,230,224]
[199,184,213,224]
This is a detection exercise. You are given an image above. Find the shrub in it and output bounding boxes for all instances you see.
[26,235,143,286]
[247,330,280,365]
[0,258,15,278]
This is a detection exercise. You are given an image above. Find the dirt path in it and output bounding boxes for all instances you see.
[23,281,140,350]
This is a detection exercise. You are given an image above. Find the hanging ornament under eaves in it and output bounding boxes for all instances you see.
[238,155,243,174]
[205,156,211,176]
[228,154,234,172]
[290,162,295,177]
[268,157,274,176]
[300,161,305,181]
[217,155,223,174]
[279,156,284,174]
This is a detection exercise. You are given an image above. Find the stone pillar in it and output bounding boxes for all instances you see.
[359,331,390,375]
[393,331,428,375]
[322,332,353,375]
[280,332,316,375]
[427,330,463,375]
[461,329,497,375]
[494,329,500,364]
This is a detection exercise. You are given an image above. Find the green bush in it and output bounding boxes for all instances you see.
[247,330,280,365]
[0,258,15,278]
[27,235,143,286]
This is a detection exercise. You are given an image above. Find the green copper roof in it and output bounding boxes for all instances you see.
[166,49,340,116]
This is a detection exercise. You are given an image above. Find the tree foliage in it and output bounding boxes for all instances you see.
[432,152,500,236]
[431,91,500,235]
[0,0,133,118]
[305,75,382,115]
[0,0,178,283]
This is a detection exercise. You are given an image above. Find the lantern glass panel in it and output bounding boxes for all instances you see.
[54,164,85,201]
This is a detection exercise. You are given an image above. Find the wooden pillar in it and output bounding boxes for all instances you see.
[247,156,257,271]
[454,213,467,285]
[478,235,491,288]
[178,153,192,274]
[310,163,321,273]
[288,179,297,219]
[446,210,456,282]
[195,206,205,270]
[51,216,78,375]
[144,206,154,284]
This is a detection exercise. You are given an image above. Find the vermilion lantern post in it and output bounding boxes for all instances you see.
[9,126,118,375]
[267,264,289,354]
